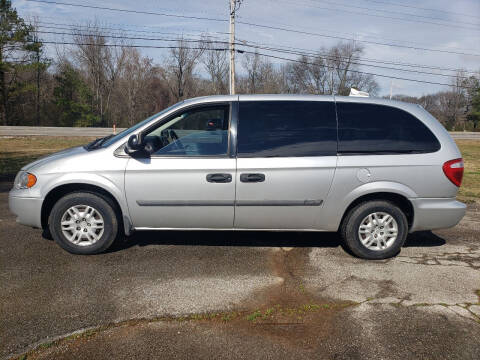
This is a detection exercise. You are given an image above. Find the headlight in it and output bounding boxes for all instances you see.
[14,171,37,189]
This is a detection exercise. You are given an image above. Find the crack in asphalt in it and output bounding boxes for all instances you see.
[395,251,480,270]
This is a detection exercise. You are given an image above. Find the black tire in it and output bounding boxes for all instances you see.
[48,192,118,254]
[340,200,408,260]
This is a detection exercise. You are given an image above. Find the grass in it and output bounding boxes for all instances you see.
[0,136,96,180]
[456,140,480,202]
[0,136,478,201]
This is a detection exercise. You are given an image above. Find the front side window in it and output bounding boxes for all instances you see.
[237,101,337,157]
[143,105,229,156]
[337,102,440,154]
[100,102,183,148]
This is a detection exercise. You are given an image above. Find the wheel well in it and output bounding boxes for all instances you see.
[41,183,124,230]
[340,192,414,230]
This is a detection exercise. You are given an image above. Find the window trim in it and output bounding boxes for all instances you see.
[136,102,234,159]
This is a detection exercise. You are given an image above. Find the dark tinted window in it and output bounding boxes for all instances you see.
[337,102,440,154]
[237,101,337,157]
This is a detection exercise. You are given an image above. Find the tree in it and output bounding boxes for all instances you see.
[467,85,480,130]
[240,50,283,94]
[162,37,204,102]
[31,20,50,125]
[283,42,378,96]
[326,42,378,96]
[117,48,155,126]
[0,0,37,125]
[201,38,228,95]
[72,22,126,127]
[285,54,328,94]
[53,62,99,127]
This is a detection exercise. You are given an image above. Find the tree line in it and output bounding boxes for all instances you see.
[1,0,479,130]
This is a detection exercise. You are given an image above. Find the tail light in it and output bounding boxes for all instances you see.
[442,158,464,187]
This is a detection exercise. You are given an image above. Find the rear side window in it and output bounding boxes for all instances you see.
[237,101,337,157]
[337,102,440,154]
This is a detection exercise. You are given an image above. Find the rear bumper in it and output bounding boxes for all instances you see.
[8,193,43,228]
[409,198,466,232]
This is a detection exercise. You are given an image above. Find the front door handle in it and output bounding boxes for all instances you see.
[240,173,265,183]
[206,173,232,183]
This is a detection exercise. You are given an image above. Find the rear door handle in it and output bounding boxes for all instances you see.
[240,173,265,183]
[206,173,232,183]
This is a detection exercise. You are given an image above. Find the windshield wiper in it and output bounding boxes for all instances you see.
[85,134,115,150]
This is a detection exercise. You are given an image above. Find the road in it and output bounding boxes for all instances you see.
[1,126,480,139]
[0,126,126,137]
[1,181,480,359]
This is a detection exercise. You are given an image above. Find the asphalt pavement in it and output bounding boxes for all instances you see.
[1,181,480,359]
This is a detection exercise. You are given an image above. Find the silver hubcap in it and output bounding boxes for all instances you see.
[358,212,398,251]
[61,205,104,246]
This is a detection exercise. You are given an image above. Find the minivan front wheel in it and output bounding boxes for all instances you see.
[49,192,118,254]
[341,200,408,260]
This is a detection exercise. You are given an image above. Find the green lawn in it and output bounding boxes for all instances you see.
[0,136,478,202]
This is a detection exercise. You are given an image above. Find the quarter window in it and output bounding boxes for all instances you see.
[337,102,440,154]
[144,105,229,156]
[237,101,337,157]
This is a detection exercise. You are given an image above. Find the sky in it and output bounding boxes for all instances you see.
[13,0,480,97]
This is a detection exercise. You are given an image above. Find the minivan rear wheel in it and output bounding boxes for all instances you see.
[49,192,118,254]
[340,200,408,260]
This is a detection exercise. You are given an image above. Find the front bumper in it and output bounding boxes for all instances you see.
[8,193,43,228]
[409,198,466,232]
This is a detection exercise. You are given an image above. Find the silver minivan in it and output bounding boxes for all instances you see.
[8,95,466,259]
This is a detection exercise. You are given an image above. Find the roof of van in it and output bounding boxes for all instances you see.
[182,94,419,110]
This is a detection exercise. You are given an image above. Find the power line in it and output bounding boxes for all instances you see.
[236,42,473,79]
[30,21,479,75]
[236,38,480,75]
[35,39,476,90]
[37,30,229,45]
[240,49,476,89]
[24,0,228,22]
[23,18,480,76]
[308,0,480,27]
[34,28,475,79]
[270,0,480,31]
[355,0,479,19]
[25,0,480,56]
[29,18,480,64]
[32,21,229,39]
[236,20,480,57]
[41,40,226,52]
[29,15,477,54]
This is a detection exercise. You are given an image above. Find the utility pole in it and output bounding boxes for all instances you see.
[229,0,242,95]
[390,79,393,100]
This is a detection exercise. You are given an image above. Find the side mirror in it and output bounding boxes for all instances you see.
[125,134,143,154]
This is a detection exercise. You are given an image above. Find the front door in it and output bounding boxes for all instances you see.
[234,98,338,230]
[125,103,235,229]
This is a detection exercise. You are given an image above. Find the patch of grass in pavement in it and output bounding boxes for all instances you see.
[246,310,262,322]
[0,136,95,180]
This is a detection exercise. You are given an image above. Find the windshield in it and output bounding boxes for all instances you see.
[98,102,183,148]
